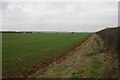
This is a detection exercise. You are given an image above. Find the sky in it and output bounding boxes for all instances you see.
[0,0,119,32]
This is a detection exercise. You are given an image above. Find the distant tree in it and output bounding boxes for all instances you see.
[71,32,75,34]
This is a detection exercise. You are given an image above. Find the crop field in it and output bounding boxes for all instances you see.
[2,33,91,77]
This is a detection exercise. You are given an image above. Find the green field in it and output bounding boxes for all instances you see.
[2,33,91,77]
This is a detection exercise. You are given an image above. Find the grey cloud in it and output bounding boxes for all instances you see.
[1,2,9,10]
[2,2,118,32]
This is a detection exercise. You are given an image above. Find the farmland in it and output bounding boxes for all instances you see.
[2,33,91,77]
[31,27,119,78]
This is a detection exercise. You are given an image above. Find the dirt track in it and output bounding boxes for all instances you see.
[30,34,104,78]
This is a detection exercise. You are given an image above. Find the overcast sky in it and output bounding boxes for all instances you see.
[1,0,118,32]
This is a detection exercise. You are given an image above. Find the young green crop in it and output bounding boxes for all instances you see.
[2,33,91,77]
